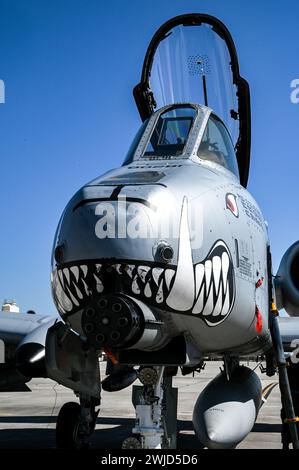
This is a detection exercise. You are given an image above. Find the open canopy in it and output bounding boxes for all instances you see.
[133,14,251,187]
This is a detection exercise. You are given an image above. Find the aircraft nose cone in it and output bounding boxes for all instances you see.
[53,194,158,265]
[51,183,180,319]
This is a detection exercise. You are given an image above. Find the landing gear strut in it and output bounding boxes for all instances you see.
[56,395,99,449]
[122,366,178,449]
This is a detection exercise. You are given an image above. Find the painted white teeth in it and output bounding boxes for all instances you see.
[70,266,79,282]
[80,265,88,278]
[132,275,140,294]
[221,286,230,316]
[72,282,83,300]
[93,274,104,293]
[114,263,122,274]
[152,267,164,286]
[144,282,152,298]
[63,268,70,285]
[202,288,214,316]
[212,256,221,294]
[195,264,205,298]
[58,270,64,287]
[52,271,67,313]
[156,279,164,303]
[190,245,234,320]
[164,269,175,290]
[138,266,150,282]
[53,228,233,328]
[66,285,79,307]
[125,264,135,278]
[81,278,90,296]
[204,260,212,295]
[222,252,229,294]
[192,286,204,314]
[212,286,223,316]
[55,272,73,312]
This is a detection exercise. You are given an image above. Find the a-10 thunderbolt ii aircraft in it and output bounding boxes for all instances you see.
[45,14,299,449]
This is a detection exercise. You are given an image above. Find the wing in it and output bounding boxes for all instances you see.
[0,311,55,344]
[0,312,57,391]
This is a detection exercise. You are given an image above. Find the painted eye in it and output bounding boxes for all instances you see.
[226,193,239,218]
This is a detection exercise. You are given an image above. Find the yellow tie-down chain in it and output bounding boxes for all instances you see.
[284,417,299,424]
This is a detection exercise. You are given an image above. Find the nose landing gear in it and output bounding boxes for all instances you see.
[122,366,178,449]
[56,396,99,449]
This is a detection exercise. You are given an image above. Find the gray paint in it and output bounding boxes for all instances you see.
[51,104,270,355]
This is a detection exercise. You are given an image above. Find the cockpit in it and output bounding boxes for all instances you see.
[143,106,196,157]
[197,113,239,177]
[124,103,240,179]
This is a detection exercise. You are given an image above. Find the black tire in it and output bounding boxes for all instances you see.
[56,402,81,449]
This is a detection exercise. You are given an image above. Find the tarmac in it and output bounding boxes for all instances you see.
[0,361,283,449]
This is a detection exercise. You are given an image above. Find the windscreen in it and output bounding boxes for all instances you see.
[143,106,196,157]
[197,114,239,177]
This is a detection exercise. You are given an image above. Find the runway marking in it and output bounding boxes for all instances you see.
[261,382,278,406]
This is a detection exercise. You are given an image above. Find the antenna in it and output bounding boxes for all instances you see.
[188,54,211,107]
[197,60,208,107]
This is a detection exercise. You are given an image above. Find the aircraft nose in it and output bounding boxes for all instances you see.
[51,183,179,318]
[52,182,236,330]
[52,186,175,266]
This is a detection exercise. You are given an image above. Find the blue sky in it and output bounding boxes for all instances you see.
[0,0,298,314]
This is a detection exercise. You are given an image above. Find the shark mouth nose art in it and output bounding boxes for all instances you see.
[52,199,235,327]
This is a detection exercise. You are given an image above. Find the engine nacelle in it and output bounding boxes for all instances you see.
[275,241,299,316]
[16,319,54,378]
[192,366,262,449]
